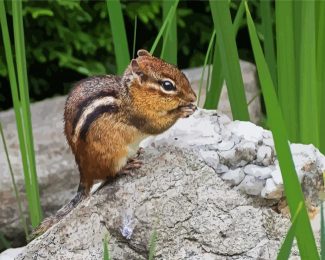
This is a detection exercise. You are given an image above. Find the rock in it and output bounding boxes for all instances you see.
[16,146,291,260]
[261,178,283,199]
[185,61,262,124]
[221,168,245,185]
[243,164,272,179]
[256,145,274,166]
[237,175,265,196]
[0,247,24,260]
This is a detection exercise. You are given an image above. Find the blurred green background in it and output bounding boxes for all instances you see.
[0,0,261,111]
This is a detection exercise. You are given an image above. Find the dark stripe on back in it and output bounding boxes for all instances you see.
[79,104,118,141]
[72,90,117,135]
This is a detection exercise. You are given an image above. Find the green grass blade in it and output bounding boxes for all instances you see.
[204,0,245,109]
[12,0,42,227]
[245,3,319,259]
[0,121,29,240]
[316,0,325,154]
[150,0,179,55]
[209,0,249,121]
[148,229,157,260]
[233,0,245,34]
[299,1,319,147]
[321,201,325,260]
[132,16,137,59]
[162,0,177,65]
[197,30,216,107]
[106,0,130,74]
[0,232,11,250]
[277,202,303,260]
[260,0,277,89]
[103,234,111,260]
[275,0,299,142]
[1,0,42,228]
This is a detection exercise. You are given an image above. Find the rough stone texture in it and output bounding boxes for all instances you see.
[15,146,290,260]
[184,61,261,124]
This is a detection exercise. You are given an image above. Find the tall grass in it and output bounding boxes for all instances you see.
[204,0,245,109]
[276,0,299,142]
[106,0,130,74]
[150,0,179,56]
[0,0,42,229]
[162,1,177,65]
[245,2,319,258]
[208,0,249,121]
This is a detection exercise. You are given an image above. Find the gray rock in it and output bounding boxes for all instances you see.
[221,168,245,185]
[244,164,272,179]
[16,146,290,260]
[261,178,283,199]
[256,145,274,166]
[237,175,265,196]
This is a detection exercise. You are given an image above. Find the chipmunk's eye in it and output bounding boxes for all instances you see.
[161,80,176,91]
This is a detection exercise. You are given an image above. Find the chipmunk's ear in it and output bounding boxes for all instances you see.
[131,59,146,83]
[137,49,151,57]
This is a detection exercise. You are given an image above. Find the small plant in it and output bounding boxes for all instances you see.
[103,234,111,260]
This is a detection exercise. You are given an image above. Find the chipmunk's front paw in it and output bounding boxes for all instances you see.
[179,103,197,118]
[119,159,143,176]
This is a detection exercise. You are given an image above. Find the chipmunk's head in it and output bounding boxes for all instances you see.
[123,49,196,113]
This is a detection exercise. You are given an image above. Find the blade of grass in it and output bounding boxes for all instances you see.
[316,0,325,154]
[150,0,179,55]
[321,201,325,260]
[162,0,177,64]
[12,0,42,227]
[277,202,303,260]
[245,2,319,259]
[148,229,157,260]
[0,232,11,250]
[106,0,130,74]
[103,234,111,260]
[132,16,137,59]
[0,122,29,240]
[197,30,216,107]
[209,0,249,121]
[299,1,319,147]
[275,0,299,142]
[260,0,277,90]
[1,0,42,228]
[204,0,245,109]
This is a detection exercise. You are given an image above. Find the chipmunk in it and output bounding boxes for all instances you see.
[31,49,196,238]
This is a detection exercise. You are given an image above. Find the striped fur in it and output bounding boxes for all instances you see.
[71,90,117,136]
[72,96,117,143]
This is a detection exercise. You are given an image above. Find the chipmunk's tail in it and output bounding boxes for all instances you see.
[30,184,87,241]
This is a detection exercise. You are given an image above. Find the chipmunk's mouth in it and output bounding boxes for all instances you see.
[177,103,197,110]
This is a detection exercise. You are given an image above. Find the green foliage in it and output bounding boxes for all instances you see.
[148,229,157,260]
[277,202,303,260]
[245,2,319,258]
[0,0,42,228]
[106,0,130,75]
[209,0,249,121]
[103,234,111,260]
